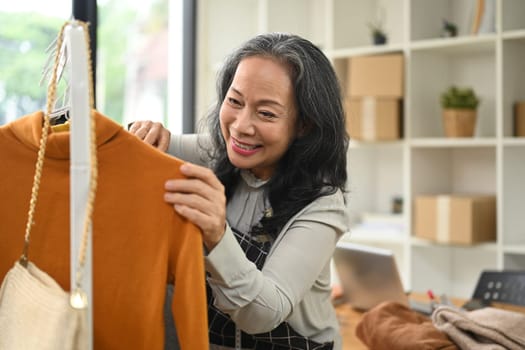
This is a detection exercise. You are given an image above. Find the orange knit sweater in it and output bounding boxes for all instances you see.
[0,111,208,349]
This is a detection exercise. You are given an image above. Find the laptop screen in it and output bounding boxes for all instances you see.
[333,242,409,311]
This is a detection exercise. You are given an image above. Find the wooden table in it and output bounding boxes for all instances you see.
[335,302,368,350]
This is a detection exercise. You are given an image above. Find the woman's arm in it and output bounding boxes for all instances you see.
[167,134,210,166]
[205,192,348,334]
[128,120,210,165]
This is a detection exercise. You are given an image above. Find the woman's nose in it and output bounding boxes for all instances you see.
[232,108,255,135]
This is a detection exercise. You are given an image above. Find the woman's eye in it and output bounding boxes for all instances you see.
[259,111,277,119]
[228,97,241,106]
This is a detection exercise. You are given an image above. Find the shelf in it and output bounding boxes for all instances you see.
[503,245,525,255]
[502,29,525,40]
[331,34,498,58]
[197,0,525,300]
[328,43,404,59]
[344,229,405,244]
[410,35,497,55]
[348,139,404,149]
[410,138,497,148]
[410,238,497,251]
[410,237,437,247]
[503,138,525,146]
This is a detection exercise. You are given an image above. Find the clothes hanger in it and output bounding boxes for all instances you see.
[40,19,71,126]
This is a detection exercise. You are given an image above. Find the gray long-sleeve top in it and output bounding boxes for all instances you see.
[168,134,349,349]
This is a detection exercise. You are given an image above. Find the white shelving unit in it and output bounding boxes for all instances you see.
[195,0,525,299]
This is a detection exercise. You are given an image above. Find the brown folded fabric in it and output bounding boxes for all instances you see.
[356,301,458,350]
[432,305,525,350]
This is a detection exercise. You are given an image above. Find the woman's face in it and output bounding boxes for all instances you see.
[219,56,298,180]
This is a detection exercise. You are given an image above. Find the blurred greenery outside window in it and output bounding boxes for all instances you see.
[0,0,169,127]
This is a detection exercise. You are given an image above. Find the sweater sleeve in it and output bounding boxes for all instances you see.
[168,215,209,349]
[204,191,348,334]
[167,133,211,166]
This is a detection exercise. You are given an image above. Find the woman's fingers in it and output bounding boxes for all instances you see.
[128,120,154,138]
[128,120,170,152]
[165,178,221,200]
[145,123,170,151]
[179,163,224,191]
[164,178,225,220]
[164,190,211,211]
[165,162,226,250]
[172,204,210,227]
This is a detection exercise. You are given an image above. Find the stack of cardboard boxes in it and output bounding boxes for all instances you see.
[344,53,404,141]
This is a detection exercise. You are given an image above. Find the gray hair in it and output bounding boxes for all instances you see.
[205,32,348,237]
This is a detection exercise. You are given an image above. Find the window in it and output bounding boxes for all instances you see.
[1,0,193,132]
[0,1,71,125]
[97,0,169,127]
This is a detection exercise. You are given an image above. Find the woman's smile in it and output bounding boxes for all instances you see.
[230,137,262,156]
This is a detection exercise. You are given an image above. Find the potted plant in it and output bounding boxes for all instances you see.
[441,19,458,37]
[440,86,480,137]
[368,21,387,45]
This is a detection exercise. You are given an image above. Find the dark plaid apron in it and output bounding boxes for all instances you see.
[207,227,334,350]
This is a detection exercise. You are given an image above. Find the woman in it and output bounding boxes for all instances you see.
[131,33,349,350]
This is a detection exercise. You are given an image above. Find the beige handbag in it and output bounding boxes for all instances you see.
[0,20,96,350]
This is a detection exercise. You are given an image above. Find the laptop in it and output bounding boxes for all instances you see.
[333,242,409,311]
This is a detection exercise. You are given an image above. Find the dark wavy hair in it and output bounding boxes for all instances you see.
[204,32,348,238]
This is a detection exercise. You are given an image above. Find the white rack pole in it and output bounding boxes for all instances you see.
[66,22,93,350]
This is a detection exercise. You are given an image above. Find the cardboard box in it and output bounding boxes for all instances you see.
[413,195,496,245]
[345,96,402,141]
[347,53,404,97]
[514,102,525,137]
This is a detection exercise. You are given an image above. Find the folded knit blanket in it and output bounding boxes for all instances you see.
[356,301,458,350]
[432,305,525,350]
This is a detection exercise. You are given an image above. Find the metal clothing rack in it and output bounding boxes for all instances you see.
[64,21,93,350]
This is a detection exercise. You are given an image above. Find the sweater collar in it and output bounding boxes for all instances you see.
[240,169,269,189]
[9,110,122,159]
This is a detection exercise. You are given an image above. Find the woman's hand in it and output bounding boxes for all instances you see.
[165,162,227,251]
[129,120,171,152]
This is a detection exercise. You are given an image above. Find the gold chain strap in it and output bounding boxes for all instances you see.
[20,20,97,299]
[20,21,68,265]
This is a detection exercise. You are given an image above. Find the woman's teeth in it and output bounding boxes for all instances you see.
[233,139,257,150]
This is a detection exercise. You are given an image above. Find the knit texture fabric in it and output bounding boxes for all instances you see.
[0,110,208,350]
[432,305,525,350]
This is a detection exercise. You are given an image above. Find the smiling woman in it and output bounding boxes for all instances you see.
[220,56,298,180]
[130,32,349,350]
